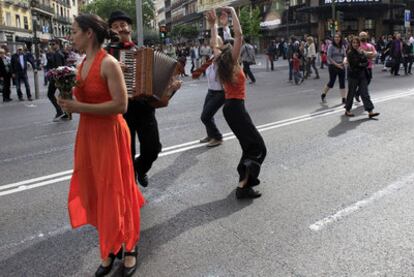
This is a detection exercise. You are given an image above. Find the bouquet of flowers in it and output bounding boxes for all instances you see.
[47,66,77,99]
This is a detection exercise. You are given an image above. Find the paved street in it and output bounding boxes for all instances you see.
[1,59,414,276]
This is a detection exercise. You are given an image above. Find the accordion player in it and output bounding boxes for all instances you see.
[106,34,180,108]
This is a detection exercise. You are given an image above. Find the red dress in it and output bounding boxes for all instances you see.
[68,49,145,259]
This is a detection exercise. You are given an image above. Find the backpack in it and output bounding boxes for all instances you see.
[243,44,256,65]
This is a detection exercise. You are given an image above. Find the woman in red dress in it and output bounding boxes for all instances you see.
[58,14,144,277]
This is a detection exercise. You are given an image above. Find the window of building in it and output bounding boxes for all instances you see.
[72,0,75,6]
[24,16,29,29]
[16,15,21,28]
[343,20,358,31]
[61,7,64,16]
[365,19,375,29]
[6,12,11,26]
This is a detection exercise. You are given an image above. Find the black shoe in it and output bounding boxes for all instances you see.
[314,76,320,79]
[18,97,24,101]
[321,93,326,102]
[137,173,149,187]
[123,246,138,277]
[95,249,123,277]
[3,98,12,103]
[236,187,262,199]
[28,97,33,101]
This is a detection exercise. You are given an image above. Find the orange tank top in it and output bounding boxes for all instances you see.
[223,70,246,100]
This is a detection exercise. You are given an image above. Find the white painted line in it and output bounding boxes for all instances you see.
[1,89,414,197]
[0,175,72,197]
[309,173,414,232]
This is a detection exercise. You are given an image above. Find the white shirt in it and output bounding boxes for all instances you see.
[19,54,25,69]
[223,26,232,41]
[206,62,223,91]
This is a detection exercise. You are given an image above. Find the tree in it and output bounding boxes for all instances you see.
[170,25,199,42]
[239,6,262,40]
[82,0,155,29]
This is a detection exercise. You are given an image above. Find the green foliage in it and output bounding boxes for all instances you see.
[82,0,155,29]
[170,25,199,41]
[238,6,262,40]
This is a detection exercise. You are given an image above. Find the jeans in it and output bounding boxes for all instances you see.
[223,99,267,187]
[327,65,345,89]
[47,79,64,115]
[15,72,31,99]
[288,60,293,81]
[200,89,225,140]
[242,61,256,83]
[293,71,302,84]
[346,72,374,112]
[123,100,162,177]
[306,57,319,77]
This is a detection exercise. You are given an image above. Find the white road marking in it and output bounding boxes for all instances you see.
[1,89,414,197]
[309,173,414,232]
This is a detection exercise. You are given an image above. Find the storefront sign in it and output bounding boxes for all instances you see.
[260,19,281,28]
[321,0,381,5]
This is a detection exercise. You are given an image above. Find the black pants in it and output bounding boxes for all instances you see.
[47,79,64,115]
[223,99,266,187]
[242,61,256,83]
[355,68,372,98]
[123,100,162,177]
[346,72,374,112]
[1,74,11,100]
[201,89,225,140]
[15,72,31,99]
[403,56,413,74]
[391,57,401,75]
[268,55,274,71]
[327,65,345,89]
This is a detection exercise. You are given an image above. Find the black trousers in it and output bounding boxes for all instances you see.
[201,89,225,140]
[47,79,64,115]
[346,72,374,112]
[242,61,256,83]
[327,65,345,89]
[15,72,31,99]
[391,57,401,75]
[123,100,162,177]
[355,68,372,98]
[223,99,266,187]
[1,74,11,100]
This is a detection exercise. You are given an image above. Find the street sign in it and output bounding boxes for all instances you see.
[404,9,411,28]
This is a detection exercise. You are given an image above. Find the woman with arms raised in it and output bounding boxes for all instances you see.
[207,8,267,199]
[58,14,144,277]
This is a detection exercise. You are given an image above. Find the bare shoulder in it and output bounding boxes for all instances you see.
[101,55,121,76]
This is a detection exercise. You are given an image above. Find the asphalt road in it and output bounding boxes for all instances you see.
[1,59,414,277]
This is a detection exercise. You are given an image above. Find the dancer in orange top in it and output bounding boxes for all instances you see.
[58,14,144,277]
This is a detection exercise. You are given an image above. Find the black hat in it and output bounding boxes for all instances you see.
[108,10,132,26]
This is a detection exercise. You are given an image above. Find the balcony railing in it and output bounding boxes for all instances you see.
[56,16,71,24]
[34,3,55,14]
[56,0,71,7]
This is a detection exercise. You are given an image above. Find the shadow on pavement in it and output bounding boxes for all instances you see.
[136,190,253,271]
[327,106,375,137]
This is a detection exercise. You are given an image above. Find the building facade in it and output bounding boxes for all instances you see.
[0,0,77,51]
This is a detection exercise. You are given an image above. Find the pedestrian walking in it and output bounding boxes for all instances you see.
[58,14,145,277]
[266,40,277,71]
[208,7,266,199]
[321,33,347,104]
[10,46,35,101]
[390,33,403,76]
[47,39,69,121]
[0,48,12,102]
[190,43,200,73]
[240,37,256,84]
[305,36,319,79]
[292,52,303,85]
[344,36,380,118]
[402,37,413,75]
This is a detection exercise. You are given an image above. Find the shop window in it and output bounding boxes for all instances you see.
[16,15,21,29]
[72,0,76,6]
[365,19,375,29]
[343,20,357,31]
[24,16,28,30]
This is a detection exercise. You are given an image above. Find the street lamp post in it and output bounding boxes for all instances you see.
[331,0,336,37]
[30,0,40,99]
[135,0,144,47]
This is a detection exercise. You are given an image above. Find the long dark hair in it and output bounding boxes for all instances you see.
[333,33,344,48]
[216,45,237,84]
[348,36,361,54]
[75,14,109,45]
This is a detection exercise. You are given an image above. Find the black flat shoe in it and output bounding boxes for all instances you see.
[137,173,149,187]
[123,246,138,277]
[321,93,326,102]
[236,187,262,199]
[369,112,380,118]
[95,249,123,277]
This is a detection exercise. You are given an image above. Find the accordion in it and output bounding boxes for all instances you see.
[119,47,179,108]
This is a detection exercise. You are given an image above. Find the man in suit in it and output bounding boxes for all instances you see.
[11,46,36,101]
[0,48,12,102]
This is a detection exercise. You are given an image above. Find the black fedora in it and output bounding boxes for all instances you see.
[108,10,132,26]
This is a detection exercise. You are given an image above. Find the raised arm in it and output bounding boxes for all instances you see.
[207,9,222,57]
[223,7,242,61]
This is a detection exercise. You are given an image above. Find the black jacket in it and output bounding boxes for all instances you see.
[46,50,66,70]
[347,49,369,79]
[11,53,35,75]
[0,57,11,78]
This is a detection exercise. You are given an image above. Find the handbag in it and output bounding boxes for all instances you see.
[385,57,395,68]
